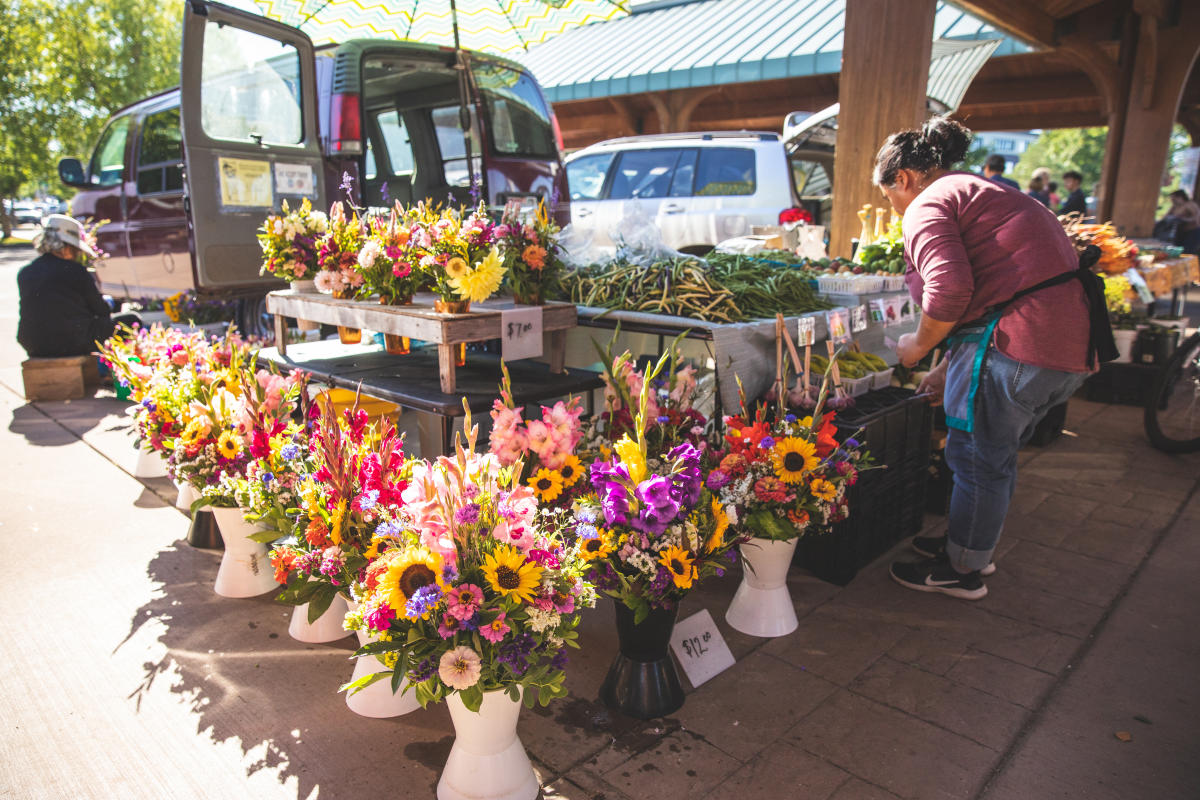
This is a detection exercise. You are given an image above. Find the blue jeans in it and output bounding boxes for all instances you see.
[944,348,1088,572]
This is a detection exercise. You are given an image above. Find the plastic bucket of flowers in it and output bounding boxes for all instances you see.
[343,419,594,800]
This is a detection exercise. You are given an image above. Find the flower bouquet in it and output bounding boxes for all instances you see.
[497,201,562,305]
[414,202,507,310]
[576,350,737,717]
[488,364,587,510]
[357,204,428,354]
[344,419,595,799]
[711,389,871,637]
[258,197,328,285]
[270,397,413,653]
[315,201,366,343]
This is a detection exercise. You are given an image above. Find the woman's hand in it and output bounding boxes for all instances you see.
[895,333,926,368]
[915,359,948,407]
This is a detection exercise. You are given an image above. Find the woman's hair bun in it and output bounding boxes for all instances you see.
[922,116,972,168]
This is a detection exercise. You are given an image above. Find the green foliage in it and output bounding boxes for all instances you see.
[0,0,180,209]
[1011,127,1108,194]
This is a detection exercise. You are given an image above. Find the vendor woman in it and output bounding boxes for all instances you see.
[873,117,1107,600]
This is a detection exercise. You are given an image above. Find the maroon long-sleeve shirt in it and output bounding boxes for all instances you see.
[902,171,1092,373]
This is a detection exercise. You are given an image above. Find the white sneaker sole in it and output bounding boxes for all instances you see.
[911,540,997,577]
[889,567,989,600]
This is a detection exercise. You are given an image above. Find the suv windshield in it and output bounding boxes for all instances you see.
[471,61,556,158]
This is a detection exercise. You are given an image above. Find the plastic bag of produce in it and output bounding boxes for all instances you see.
[612,202,692,265]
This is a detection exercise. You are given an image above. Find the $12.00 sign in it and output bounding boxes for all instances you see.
[669,609,736,687]
[500,306,543,362]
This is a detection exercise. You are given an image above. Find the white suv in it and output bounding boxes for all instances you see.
[564,132,801,254]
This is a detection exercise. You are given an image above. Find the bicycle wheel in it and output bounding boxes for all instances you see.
[1144,332,1200,453]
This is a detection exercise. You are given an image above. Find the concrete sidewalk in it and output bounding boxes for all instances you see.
[1,244,1197,799]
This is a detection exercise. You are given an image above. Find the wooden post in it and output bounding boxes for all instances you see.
[274,313,288,356]
[830,0,936,258]
[1106,3,1200,234]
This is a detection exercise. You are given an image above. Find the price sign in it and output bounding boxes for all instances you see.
[669,609,735,687]
[850,304,869,333]
[796,315,816,347]
[869,299,887,324]
[899,297,916,323]
[826,307,852,343]
[886,296,905,327]
[500,306,543,362]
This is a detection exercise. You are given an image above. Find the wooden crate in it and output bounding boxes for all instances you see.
[22,356,93,401]
[265,290,578,394]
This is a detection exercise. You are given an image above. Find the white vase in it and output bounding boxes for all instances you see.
[174,480,197,511]
[725,536,800,638]
[344,602,421,718]
[209,506,278,598]
[134,448,167,478]
[1113,328,1138,363]
[438,690,539,800]
[289,594,351,643]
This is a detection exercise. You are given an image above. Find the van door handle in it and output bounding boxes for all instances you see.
[575,207,593,217]
[661,203,684,214]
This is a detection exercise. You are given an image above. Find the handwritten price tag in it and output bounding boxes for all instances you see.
[501,306,543,362]
[669,609,735,687]
[850,304,869,333]
[796,315,816,347]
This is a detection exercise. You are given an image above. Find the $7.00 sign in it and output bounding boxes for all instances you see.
[500,306,543,362]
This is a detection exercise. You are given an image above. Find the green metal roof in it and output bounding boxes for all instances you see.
[518,0,1028,103]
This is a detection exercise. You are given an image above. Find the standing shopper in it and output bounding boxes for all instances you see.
[873,118,1115,600]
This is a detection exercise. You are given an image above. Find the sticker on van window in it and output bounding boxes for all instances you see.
[218,157,273,208]
[274,163,315,196]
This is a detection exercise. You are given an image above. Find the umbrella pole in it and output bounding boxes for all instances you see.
[450,0,480,206]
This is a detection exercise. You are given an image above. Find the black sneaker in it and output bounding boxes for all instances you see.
[911,535,996,576]
[890,556,988,600]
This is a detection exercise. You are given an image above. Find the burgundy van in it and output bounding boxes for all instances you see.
[58,0,569,334]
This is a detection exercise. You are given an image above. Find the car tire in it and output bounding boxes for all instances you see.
[236,294,275,340]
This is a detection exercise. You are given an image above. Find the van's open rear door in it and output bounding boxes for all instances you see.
[180,0,325,294]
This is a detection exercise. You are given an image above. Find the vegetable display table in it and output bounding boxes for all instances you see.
[256,341,602,456]
[265,290,579,394]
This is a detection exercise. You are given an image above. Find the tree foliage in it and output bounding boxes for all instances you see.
[0,0,180,231]
[1011,127,1108,193]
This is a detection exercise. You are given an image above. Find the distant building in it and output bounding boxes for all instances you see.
[973,131,1039,170]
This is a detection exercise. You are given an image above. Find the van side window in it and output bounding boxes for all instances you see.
[431,106,481,188]
[694,147,756,196]
[137,108,184,195]
[88,116,132,188]
[471,63,557,158]
[608,149,683,200]
[200,21,302,145]
[566,153,615,201]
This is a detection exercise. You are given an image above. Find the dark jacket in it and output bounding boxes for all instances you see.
[17,252,114,357]
[1059,189,1088,216]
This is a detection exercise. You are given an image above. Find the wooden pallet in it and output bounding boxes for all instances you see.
[265,290,577,394]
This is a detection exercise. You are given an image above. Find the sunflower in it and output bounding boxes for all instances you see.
[378,547,445,615]
[179,418,208,449]
[482,545,543,604]
[445,257,468,279]
[216,430,242,459]
[810,477,838,502]
[705,498,730,553]
[771,437,818,484]
[658,545,697,589]
[555,454,584,487]
[579,535,613,561]
[528,468,564,502]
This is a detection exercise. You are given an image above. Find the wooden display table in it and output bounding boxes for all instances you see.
[265,290,578,394]
[257,341,602,456]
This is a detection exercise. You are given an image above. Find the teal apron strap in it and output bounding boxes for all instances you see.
[943,314,1002,433]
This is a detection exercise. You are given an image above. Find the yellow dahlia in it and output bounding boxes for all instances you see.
[445,257,468,279]
[378,547,444,616]
[528,468,564,502]
[658,545,697,589]
[482,545,542,604]
[449,246,506,302]
[772,437,818,484]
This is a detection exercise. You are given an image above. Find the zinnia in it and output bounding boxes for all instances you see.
[438,646,482,690]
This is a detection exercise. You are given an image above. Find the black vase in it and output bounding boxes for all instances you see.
[599,602,684,719]
[186,508,224,549]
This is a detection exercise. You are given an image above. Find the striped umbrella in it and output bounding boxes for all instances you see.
[248,0,629,56]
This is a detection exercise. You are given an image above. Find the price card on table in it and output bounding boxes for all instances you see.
[500,306,543,362]
[850,304,869,333]
[796,315,816,346]
[826,307,852,343]
[869,299,887,324]
[669,609,735,688]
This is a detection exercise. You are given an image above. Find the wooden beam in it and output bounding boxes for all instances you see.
[960,74,1100,108]
[951,0,1057,47]
[954,107,1108,131]
[1059,34,1121,115]
[831,0,935,258]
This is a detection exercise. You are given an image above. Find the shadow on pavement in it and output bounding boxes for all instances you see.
[6,402,105,446]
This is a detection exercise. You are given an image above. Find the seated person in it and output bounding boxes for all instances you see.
[17,215,137,358]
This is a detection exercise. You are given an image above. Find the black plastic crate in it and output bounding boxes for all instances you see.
[1084,362,1159,406]
[831,388,933,472]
